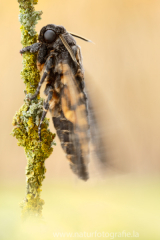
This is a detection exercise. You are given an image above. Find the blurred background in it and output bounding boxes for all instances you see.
[0,0,160,239]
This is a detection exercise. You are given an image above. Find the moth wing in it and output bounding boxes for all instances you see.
[53,44,107,180]
[87,93,108,167]
[59,60,90,180]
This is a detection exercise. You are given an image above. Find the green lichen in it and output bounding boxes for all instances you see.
[19,9,42,36]
[12,0,55,220]
[18,0,42,37]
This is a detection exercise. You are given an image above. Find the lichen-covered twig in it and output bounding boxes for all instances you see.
[12,0,55,220]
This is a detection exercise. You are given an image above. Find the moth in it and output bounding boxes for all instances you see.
[20,24,104,181]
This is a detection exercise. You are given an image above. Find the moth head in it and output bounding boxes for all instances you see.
[38,24,66,43]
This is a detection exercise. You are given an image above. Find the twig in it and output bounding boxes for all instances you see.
[12,0,55,220]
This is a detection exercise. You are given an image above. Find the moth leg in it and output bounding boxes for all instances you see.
[38,88,54,141]
[29,71,48,100]
[37,44,48,71]
[29,56,54,100]
[20,42,41,54]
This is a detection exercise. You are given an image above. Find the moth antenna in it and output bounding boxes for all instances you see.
[69,32,95,44]
[59,34,79,65]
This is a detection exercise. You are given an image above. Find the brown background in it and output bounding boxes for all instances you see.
[1,0,160,182]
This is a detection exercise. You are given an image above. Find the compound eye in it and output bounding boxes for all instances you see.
[44,30,56,43]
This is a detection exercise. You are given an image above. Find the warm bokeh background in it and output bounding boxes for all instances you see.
[0,0,160,239]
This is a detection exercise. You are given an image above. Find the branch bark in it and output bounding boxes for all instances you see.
[12,0,55,220]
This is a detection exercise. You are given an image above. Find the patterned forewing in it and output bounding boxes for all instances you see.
[60,62,90,180]
[50,44,90,180]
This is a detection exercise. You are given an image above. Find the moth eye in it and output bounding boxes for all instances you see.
[44,30,56,43]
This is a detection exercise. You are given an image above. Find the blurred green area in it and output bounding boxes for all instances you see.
[0,176,160,240]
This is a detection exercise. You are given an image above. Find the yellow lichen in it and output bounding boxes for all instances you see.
[12,0,55,220]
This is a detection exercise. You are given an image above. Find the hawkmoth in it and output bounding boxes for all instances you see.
[20,24,104,181]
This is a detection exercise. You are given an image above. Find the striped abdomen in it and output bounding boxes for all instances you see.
[52,111,89,180]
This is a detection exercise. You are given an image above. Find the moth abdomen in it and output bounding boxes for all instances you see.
[52,115,89,180]
[57,130,70,142]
